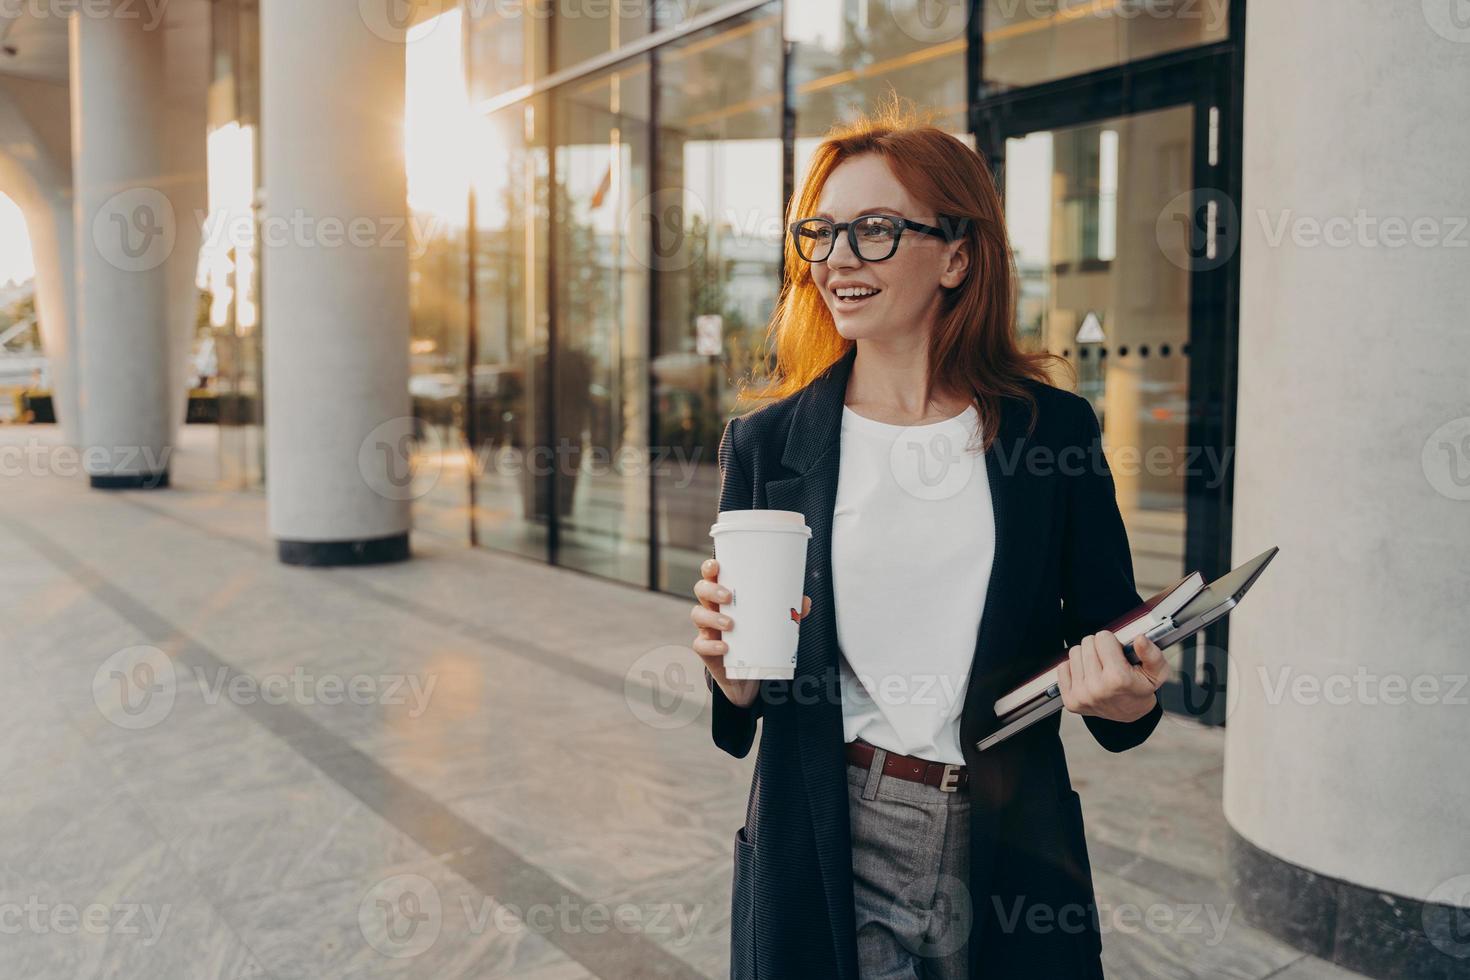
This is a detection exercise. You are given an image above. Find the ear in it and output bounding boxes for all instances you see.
[939,238,971,289]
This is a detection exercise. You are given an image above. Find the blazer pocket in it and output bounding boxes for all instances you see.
[731,826,757,979]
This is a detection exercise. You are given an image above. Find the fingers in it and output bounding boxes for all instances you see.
[1133,634,1171,689]
[692,577,731,609]
[1056,655,1083,713]
[691,634,728,662]
[701,558,719,581]
[690,603,732,635]
[1092,630,1135,687]
[1061,643,1091,713]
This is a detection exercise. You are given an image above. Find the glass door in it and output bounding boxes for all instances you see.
[1004,106,1195,598]
[980,56,1237,725]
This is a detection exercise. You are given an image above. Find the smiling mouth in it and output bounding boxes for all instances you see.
[832,286,882,307]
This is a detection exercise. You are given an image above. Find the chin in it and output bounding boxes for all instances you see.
[831,312,893,343]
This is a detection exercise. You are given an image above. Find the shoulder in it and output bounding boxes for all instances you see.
[1011,378,1100,449]
[725,387,803,443]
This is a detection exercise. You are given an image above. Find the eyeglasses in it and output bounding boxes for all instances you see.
[788,214,957,263]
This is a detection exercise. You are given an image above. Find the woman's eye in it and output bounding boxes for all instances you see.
[858,219,894,240]
[805,226,833,242]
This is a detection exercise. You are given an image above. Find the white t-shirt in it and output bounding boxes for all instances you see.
[831,403,995,765]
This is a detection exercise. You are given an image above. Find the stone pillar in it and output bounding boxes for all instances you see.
[69,6,174,488]
[1225,2,1470,975]
[259,0,412,565]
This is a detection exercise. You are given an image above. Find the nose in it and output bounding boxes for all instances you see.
[827,228,862,270]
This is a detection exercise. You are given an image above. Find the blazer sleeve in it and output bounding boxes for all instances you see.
[705,414,765,759]
[1059,398,1164,753]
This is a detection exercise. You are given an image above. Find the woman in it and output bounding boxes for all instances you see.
[689,106,1170,979]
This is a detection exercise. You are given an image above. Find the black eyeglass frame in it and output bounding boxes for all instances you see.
[787,214,963,263]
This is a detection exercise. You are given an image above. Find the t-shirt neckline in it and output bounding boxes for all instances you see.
[841,402,979,435]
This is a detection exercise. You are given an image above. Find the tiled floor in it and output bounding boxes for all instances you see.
[0,425,1366,979]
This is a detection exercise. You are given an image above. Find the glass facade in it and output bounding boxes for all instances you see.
[204,0,263,490]
[213,1,1242,645]
[451,0,1242,608]
[985,0,1231,91]
[407,10,474,544]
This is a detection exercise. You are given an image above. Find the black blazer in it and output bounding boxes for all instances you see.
[708,345,1162,979]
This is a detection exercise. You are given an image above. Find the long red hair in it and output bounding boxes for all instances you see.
[746,100,1066,449]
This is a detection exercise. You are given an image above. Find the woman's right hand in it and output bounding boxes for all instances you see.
[691,559,810,709]
[691,559,759,708]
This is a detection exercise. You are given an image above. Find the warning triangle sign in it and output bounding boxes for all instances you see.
[1075,312,1105,344]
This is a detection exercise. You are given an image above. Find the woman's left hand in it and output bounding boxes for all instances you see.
[1056,630,1171,724]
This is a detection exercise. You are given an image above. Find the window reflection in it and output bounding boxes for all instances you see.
[653,5,784,591]
[407,9,472,543]
[553,2,650,72]
[471,102,552,562]
[205,0,263,490]
[985,0,1230,91]
[1005,106,1195,595]
[790,0,968,180]
[549,64,652,584]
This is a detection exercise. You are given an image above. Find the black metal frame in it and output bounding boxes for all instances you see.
[459,4,1246,724]
[971,8,1246,726]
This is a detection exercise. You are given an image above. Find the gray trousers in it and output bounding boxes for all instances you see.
[847,751,973,980]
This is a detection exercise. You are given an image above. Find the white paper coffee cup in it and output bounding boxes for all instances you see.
[709,509,811,681]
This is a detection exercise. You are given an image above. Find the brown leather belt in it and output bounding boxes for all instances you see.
[845,739,968,793]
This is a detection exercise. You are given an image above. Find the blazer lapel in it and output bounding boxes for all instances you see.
[763,345,858,978]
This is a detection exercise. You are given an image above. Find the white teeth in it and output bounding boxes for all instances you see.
[835,286,880,299]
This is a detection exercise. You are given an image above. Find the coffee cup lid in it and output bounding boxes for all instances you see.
[709,509,812,538]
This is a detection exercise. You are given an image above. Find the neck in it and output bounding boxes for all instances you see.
[845,330,968,423]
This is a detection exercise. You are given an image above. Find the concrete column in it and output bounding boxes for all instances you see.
[1225,2,1470,975]
[259,0,412,565]
[69,6,174,488]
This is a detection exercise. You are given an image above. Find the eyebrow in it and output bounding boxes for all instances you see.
[812,206,905,220]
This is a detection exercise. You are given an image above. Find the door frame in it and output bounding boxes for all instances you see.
[973,43,1243,726]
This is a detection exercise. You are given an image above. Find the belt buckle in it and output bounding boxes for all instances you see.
[938,763,962,793]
